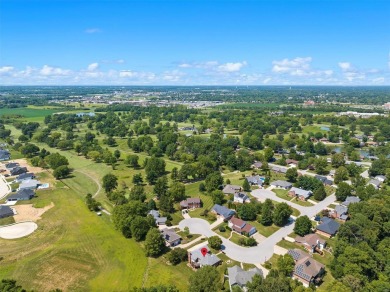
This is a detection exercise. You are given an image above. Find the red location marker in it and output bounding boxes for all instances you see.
[201,247,208,257]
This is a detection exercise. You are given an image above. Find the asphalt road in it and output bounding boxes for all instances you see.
[179,190,336,264]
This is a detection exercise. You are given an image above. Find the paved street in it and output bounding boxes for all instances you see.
[179,189,336,264]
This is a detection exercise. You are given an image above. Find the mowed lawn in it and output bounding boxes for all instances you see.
[0,172,192,292]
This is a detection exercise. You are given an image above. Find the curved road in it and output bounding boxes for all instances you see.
[179,189,336,264]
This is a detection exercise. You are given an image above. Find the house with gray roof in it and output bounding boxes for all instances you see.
[0,205,14,218]
[18,179,40,191]
[368,179,381,189]
[10,166,27,176]
[211,204,235,220]
[251,161,263,169]
[161,228,181,247]
[288,249,325,287]
[375,175,386,182]
[228,265,263,291]
[188,245,221,268]
[223,184,241,195]
[5,162,19,170]
[6,189,35,202]
[295,234,326,254]
[315,175,333,186]
[316,217,340,238]
[271,166,287,174]
[270,180,292,189]
[15,173,35,183]
[246,175,264,186]
[289,187,312,201]
[148,210,167,225]
[233,192,250,204]
[0,150,10,161]
[333,205,348,221]
[180,198,201,209]
[341,196,361,207]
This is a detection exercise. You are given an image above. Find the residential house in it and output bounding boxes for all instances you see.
[315,175,333,186]
[10,167,27,176]
[271,166,287,174]
[368,179,381,189]
[295,234,326,254]
[341,196,361,207]
[270,180,292,190]
[6,189,35,202]
[375,175,386,183]
[288,249,325,287]
[288,187,312,201]
[0,150,10,161]
[319,138,329,143]
[211,204,236,220]
[329,169,335,177]
[233,192,250,204]
[0,205,14,219]
[316,217,340,238]
[180,198,201,209]
[228,216,257,236]
[246,175,264,186]
[332,205,348,221]
[223,184,241,195]
[5,162,19,170]
[188,245,221,268]
[227,266,263,291]
[18,179,40,191]
[251,161,263,169]
[15,173,35,183]
[148,210,167,225]
[161,228,181,247]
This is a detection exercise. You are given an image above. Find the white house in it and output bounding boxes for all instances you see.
[233,192,250,204]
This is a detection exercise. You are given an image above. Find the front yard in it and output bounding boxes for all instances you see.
[273,188,314,207]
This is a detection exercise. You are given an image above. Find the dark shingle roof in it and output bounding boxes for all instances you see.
[212,204,235,218]
[317,218,340,235]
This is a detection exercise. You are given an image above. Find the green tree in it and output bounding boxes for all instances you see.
[273,202,293,226]
[125,154,139,168]
[313,185,326,201]
[261,199,274,226]
[53,165,70,179]
[0,279,25,292]
[210,190,224,205]
[205,172,223,192]
[238,203,258,221]
[199,182,206,192]
[189,266,220,292]
[332,153,346,168]
[154,176,168,199]
[167,248,187,265]
[102,173,118,193]
[314,157,328,175]
[277,254,295,276]
[129,185,146,202]
[159,193,173,213]
[294,215,312,236]
[144,228,165,257]
[335,182,352,201]
[132,173,143,185]
[334,166,349,184]
[264,147,274,162]
[243,178,251,192]
[208,235,223,250]
[286,167,298,183]
[131,216,151,241]
[170,167,178,181]
[145,157,166,184]
[44,152,69,169]
[169,182,186,202]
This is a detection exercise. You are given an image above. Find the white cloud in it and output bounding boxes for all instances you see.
[40,65,71,76]
[263,78,272,84]
[217,61,247,73]
[338,62,352,71]
[87,63,99,71]
[0,66,14,75]
[119,70,138,78]
[372,77,385,84]
[85,28,101,34]
[272,57,312,74]
[162,70,185,82]
[116,59,125,64]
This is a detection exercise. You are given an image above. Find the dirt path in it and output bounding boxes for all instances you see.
[141,257,152,288]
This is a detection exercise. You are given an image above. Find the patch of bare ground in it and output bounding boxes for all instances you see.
[13,203,54,222]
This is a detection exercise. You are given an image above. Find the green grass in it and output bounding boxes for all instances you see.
[273,188,314,207]
[249,220,281,237]
[0,107,64,121]
[0,170,192,292]
[0,216,15,226]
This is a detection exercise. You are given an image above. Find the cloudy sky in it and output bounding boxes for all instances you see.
[0,0,389,85]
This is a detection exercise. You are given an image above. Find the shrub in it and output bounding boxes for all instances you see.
[219,226,226,232]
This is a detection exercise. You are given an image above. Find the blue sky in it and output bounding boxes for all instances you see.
[0,0,389,85]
